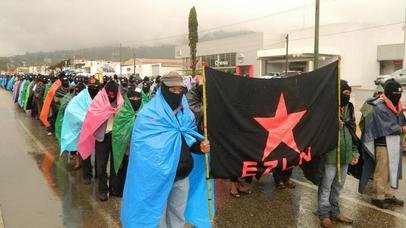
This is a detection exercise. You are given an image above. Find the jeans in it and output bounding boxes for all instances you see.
[159,177,189,228]
[317,164,348,219]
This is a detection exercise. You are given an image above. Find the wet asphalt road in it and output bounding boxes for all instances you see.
[1,88,406,228]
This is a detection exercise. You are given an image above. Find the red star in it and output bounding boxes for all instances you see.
[254,93,306,161]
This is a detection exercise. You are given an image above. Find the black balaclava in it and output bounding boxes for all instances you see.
[61,76,70,88]
[87,78,100,99]
[105,81,119,103]
[384,79,402,106]
[127,89,142,111]
[161,83,183,110]
[120,77,128,87]
[340,80,351,107]
[74,76,80,84]
[103,75,110,87]
[142,77,150,93]
[75,82,86,95]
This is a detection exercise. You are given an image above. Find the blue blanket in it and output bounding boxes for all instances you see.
[60,89,92,153]
[121,89,213,227]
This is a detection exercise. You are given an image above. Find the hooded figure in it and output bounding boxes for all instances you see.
[119,77,129,97]
[78,81,124,201]
[121,71,212,228]
[359,79,406,209]
[140,77,153,105]
[61,78,100,184]
[39,79,61,128]
[110,88,142,197]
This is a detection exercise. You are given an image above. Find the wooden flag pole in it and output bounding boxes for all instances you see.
[337,58,342,183]
[202,66,214,222]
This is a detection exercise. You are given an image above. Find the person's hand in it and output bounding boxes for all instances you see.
[402,126,406,134]
[339,120,344,127]
[200,141,210,153]
[351,157,358,165]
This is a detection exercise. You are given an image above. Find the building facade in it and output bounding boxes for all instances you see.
[175,32,263,77]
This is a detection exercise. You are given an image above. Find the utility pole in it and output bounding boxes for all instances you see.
[314,0,320,69]
[285,34,289,76]
[119,43,122,76]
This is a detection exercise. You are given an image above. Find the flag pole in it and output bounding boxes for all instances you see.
[337,57,342,183]
[202,66,214,222]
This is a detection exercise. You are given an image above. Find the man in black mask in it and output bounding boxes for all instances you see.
[360,79,406,209]
[119,77,129,97]
[93,80,120,201]
[48,74,70,135]
[87,77,101,99]
[318,80,359,227]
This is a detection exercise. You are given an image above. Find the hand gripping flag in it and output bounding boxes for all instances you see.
[60,89,92,153]
[206,62,339,184]
[77,88,123,160]
[120,89,212,227]
[39,80,61,128]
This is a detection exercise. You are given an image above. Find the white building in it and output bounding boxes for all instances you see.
[257,22,405,89]
[175,32,263,77]
[121,58,183,78]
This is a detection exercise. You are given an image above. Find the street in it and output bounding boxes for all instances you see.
[1,88,406,228]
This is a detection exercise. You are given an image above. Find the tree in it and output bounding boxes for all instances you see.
[188,6,198,77]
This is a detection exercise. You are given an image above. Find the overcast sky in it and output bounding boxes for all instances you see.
[0,0,404,57]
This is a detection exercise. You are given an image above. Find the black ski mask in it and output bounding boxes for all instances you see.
[161,83,183,110]
[61,77,70,88]
[87,78,100,99]
[127,90,142,111]
[384,80,402,106]
[340,80,351,107]
[142,82,150,94]
[105,81,119,103]
[120,78,128,87]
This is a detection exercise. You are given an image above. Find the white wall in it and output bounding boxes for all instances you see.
[285,23,404,89]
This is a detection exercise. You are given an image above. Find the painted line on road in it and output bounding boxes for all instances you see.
[17,119,120,227]
[290,178,406,222]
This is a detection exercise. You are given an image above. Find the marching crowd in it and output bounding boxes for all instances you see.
[0,73,405,228]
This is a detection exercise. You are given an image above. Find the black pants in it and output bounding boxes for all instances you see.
[81,156,93,180]
[96,133,123,195]
[109,154,128,197]
[273,169,293,184]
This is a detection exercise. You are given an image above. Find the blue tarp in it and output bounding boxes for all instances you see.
[121,89,214,227]
[6,77,15,91]
[60,89,92,153]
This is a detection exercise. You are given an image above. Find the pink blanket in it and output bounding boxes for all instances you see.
[77,88,124,159]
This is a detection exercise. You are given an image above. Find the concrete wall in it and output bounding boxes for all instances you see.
[285,23,404,89]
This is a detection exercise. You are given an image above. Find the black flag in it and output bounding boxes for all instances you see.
[206,61,339,184]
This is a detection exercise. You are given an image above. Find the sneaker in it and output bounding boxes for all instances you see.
[372,199,389,209]
[385,196,404,206]
[47,132,52,136]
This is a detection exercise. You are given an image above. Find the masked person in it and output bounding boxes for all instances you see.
[318,80,359,228]
[110,88,142,197]
[40,73,62,131]
[78,81,124,201]
[47,75,70,136]
[119,77,129,97]
[140,76,153,105]
[359,79,406,209]
[62,77,101,184]
[31,76,46,119]
[121,71,210,227]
